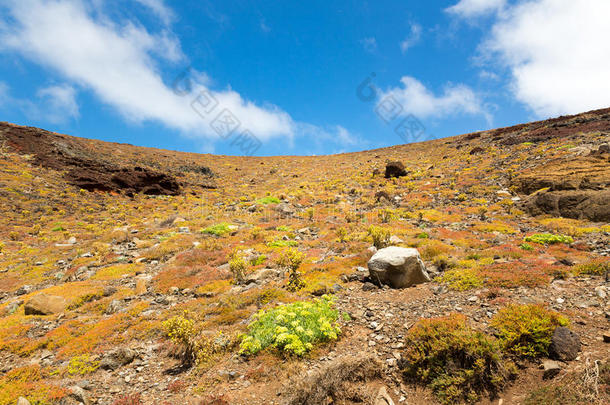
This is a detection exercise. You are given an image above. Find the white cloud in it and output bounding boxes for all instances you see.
[360,37,377,53]
[400,23,422,53]
[483,0,610,117]
[132,0,174,26]
[446,0,506,18]
[0,82,8,106]
[380,76,488,120]
[36,84,79,122]
[295,123,364,154]
[0,0,294,140]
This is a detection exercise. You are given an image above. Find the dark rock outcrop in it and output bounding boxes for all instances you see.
[385,161,407,178]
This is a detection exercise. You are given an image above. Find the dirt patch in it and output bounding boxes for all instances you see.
[0,122,182,195]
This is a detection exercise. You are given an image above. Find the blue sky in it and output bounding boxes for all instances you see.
[1,0,609,156]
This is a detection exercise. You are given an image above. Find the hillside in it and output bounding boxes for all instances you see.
[0,108,609,405]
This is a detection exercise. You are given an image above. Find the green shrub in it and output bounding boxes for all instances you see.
[402,314,514,404]
[439,268,483,291]
[574,258,610,276]
[519,243,533,251]
[275,225,291,232]
[368,225,391,249]
[524,233,573,245]
[256,196,281,205]
[267,239,298,248]
[491,304,569,358]
[239,295,341,357]
[415,232,429,239]
[201,223,234,237]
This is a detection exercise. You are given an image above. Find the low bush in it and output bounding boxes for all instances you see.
[402,314,514,404]
[276,248,305,291]
[491,304,569,358]
[162,313,227,366]
[228,250,248,285]
[267,239,298,248]
[239,295,341,357]
[201,223,234,237]
[524,233,573,245]
[574,258,610,276]
[367,226,390,249]
[256,196,281,205]
[439,268,483,291]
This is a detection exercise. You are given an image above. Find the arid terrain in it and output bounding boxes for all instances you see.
[0,108,609,405]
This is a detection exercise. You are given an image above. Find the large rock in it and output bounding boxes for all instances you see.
[384,161,407,178]
[24,294,68,315]
[368,247,430,288]
[17,397,31,405]
[549,327,581,361]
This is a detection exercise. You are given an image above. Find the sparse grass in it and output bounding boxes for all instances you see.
[574,258,610,276]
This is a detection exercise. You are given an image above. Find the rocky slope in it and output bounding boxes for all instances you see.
[0,108,609,405]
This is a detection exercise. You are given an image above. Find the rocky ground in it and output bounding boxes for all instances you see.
[0,108,609,405]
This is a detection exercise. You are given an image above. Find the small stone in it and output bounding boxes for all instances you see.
[542,360,562,379]
[468,296,479,302]
[594,286,607,299]
[362,282,378,291]
[603,331,610,343]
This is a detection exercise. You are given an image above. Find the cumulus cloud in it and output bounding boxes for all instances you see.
[446,0,506,18]
[0,0,295,140]
[380,76,488,121]
[400,23,422,53]
[482,0,610,117]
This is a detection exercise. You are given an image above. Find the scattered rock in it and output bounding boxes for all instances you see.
[368,247,430,289]
[70,385,90,405]
[384,161,407,178]
[362,282,378,291]
[548,327,581,361]
[469,146,484,155]
[16,285,33,295]
[24,294,68,315]
[374,386,395,405]
[542,360,562,379]
[99,347,137,370]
